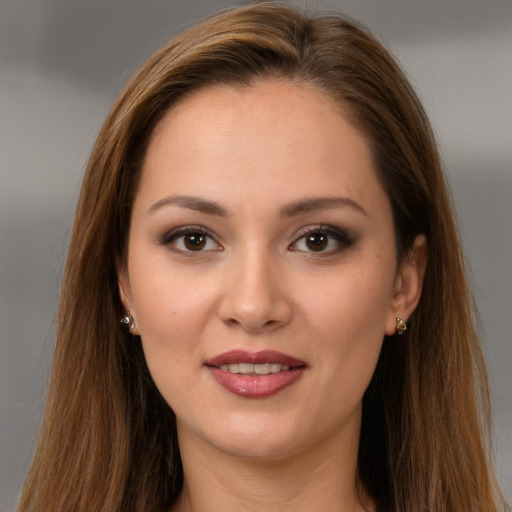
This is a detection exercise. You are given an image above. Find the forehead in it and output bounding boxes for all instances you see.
[137,79,388,217]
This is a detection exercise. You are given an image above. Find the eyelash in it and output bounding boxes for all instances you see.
[290,225,354,255]
[160,226,222,254]
[159,224,354,255]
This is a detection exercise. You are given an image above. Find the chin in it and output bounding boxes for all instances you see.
[211,432,303,461]
[178,411,311,462]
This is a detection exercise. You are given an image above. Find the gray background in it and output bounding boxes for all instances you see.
[1,0,511,510]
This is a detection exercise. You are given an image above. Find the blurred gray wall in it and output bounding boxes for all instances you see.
[1,0,511,510]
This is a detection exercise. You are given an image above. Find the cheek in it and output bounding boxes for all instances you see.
[126,254,217,377]
[302,262,394,382]
[306,260,393,333]
[129,246,210,327]
[130,272,212,411]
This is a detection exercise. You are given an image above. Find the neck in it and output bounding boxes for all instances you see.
[171,422,374,512]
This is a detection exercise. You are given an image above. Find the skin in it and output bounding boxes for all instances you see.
[118,80,427,512]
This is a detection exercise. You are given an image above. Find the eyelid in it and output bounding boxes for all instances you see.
[158,223,353,255]
[289,224,354,253]
[159,225,223,253]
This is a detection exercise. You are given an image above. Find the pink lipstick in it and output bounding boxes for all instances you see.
[205,350,306,398]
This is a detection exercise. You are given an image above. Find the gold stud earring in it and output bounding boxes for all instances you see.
[120,312,135,332]
[396,317,407,335]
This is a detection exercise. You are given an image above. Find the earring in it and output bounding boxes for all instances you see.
[120,312,135,332]
[396,317,407,335]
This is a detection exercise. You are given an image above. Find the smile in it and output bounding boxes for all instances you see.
[217,363,290,374]
[205,350,306,398]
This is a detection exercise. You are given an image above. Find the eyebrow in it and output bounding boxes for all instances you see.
[279,196,368,217]
[148,195,228,216]
[148,194,367,218]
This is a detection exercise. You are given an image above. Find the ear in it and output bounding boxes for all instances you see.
[116,260,140,335]
[385,234,428,336]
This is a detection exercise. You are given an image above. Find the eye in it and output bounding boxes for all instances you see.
[290,226,353,254]
[161,227,222,253]
[301,232,329,252]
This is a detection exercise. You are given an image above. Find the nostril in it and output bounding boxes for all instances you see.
[216,263,293,331]
[218,302,292,333]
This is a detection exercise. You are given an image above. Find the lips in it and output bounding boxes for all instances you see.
[205,350,306,398]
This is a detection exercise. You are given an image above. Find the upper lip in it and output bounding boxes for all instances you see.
[204,349,306,368]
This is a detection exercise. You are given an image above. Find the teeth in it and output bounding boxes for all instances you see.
[239,363,254,374]
[228,363,240,373]
[270,363,282,373]
[218,363,291,375]
[254,363,270,374]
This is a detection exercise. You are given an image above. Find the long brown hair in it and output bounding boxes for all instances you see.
[19,3,505,511]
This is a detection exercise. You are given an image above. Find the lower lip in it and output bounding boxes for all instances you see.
[207,367,305,398]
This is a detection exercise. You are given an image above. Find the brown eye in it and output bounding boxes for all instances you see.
[305,233,328,252]
[290,226,353,255]
[184,233,207,251]
[161,227,222,253]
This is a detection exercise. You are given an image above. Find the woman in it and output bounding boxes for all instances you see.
[18,3,506,511]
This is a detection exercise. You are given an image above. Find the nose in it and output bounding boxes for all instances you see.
[217,247,293,333]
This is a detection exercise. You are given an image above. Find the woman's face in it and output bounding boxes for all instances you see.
[119,80,423,460]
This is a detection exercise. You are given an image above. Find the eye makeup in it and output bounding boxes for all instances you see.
[156,220,356,259]
[290,224,356,255]
[158,225,222,254]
